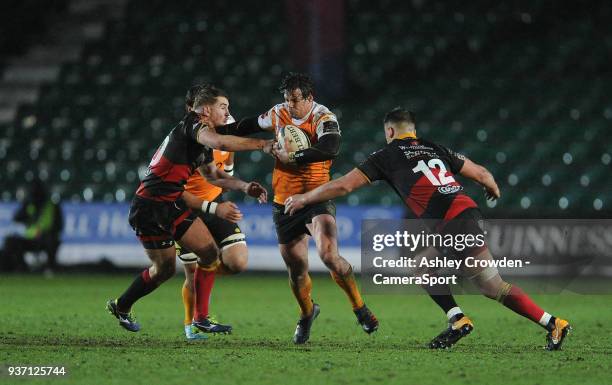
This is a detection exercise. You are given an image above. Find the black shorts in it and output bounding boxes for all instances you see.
[272,200,336,244]
[128,196,197,249]
[438,207,487,258]
[177,195,245,264]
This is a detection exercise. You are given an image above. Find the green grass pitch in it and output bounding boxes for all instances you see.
[1,274,610,385]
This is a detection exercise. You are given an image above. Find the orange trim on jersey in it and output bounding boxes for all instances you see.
[312,112,333,129]
[397,132,417,139]
[280,108,292,122]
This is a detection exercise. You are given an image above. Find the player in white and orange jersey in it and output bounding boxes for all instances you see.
[220,73,379,344]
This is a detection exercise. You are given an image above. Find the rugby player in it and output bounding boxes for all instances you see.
[179,85,250,340]
[217,73,379,343]
[249,73,379,344]
[284,107,571,350]
[106,84,272,332]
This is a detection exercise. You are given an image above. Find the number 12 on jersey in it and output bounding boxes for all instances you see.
[412,159,456,186]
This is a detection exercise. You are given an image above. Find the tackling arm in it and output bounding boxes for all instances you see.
[197,129,273,153]
[182,188,243,222]
[199,162,248,192]
[216,116,273,136]
[199,162,268,203]
[284,168,370,214]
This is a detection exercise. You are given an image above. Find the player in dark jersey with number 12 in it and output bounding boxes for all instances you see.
[285,107,571,351]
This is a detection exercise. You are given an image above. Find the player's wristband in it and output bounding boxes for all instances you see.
[201,201,218,215]
[224,164,234,176]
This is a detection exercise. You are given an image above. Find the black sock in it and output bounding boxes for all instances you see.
[424,283,459,314]
[117,269,159,312]
[430,294,459,314]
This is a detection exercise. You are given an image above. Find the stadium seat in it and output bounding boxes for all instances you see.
[1,0,608,219]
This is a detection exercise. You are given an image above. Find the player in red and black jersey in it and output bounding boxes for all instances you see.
[359,136,479,222]
[285,107,571,351]
[107,84,273,332]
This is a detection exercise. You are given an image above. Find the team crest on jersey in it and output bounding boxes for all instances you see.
[454,151,466,160]
[438,185,462,194]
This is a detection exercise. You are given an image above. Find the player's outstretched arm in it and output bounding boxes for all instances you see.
[284,168,369,214]
[459,158,501,200]
[197,129,274,153]
[216,116,275,135]
[199,163,268,203]
[181,190,243,223]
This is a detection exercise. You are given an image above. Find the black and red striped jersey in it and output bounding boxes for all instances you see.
[357,135,477,220]
[135,112,213,201]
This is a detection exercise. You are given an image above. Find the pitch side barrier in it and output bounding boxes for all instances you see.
[0,203,398,271]
[1,203,610,289]
[361,219,612,294]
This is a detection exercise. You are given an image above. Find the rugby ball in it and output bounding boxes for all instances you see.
[278,125,311,152]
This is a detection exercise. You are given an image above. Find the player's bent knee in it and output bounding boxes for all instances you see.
[183,278,194,291]
[320,253,348,274]
[480,278,507,300]
[220,243,248,273]
[467,265,501,299]
[286,261,308,277]
[318,248,339,265]
[223,256,247,273]
[155,259,176,282]
[480,284,499,299]
[289,270,309,283]
[194,242,219,265]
